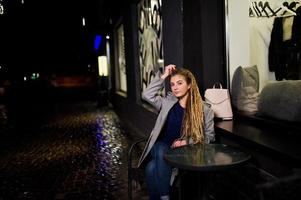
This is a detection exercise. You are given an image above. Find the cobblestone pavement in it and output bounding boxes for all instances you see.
[0,101,148,200]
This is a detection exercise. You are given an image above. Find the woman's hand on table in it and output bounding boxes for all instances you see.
[171,139,187,148]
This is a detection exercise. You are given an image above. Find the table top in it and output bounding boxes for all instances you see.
[164,143,251,171]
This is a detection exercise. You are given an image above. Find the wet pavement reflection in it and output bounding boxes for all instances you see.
[0,101,147,200]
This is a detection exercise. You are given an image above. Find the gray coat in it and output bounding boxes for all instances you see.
[138,72,215,167]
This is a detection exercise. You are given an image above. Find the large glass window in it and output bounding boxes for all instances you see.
[226,0,301,90]
[115,24,127,95]
[226,0,301,118]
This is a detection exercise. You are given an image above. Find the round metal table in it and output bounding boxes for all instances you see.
[164,143,251,199]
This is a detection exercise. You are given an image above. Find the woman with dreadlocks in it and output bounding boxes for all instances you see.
[137,64,215,200]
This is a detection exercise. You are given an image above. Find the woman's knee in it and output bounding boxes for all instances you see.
[152,142,168,159]
[145,160,156,176]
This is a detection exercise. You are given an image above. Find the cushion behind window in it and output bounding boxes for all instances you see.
[258,80,301,122]
[231,65,259,113]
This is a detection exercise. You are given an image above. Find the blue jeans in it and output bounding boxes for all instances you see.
[145,141,172,200]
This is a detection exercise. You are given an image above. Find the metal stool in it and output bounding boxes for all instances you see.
[128,138,147,200]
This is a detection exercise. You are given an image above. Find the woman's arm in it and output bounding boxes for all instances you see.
[142,64,176,111]
[142,71,165,111]
[203,103,215,143]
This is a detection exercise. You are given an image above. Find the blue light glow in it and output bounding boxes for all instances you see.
[94,35,102,51]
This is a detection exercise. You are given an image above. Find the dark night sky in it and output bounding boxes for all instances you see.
[0,0,116,75]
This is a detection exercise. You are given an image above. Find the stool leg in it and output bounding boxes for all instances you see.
[178,174,182,200]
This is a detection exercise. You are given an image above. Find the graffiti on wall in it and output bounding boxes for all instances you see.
[138,0,164,93]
